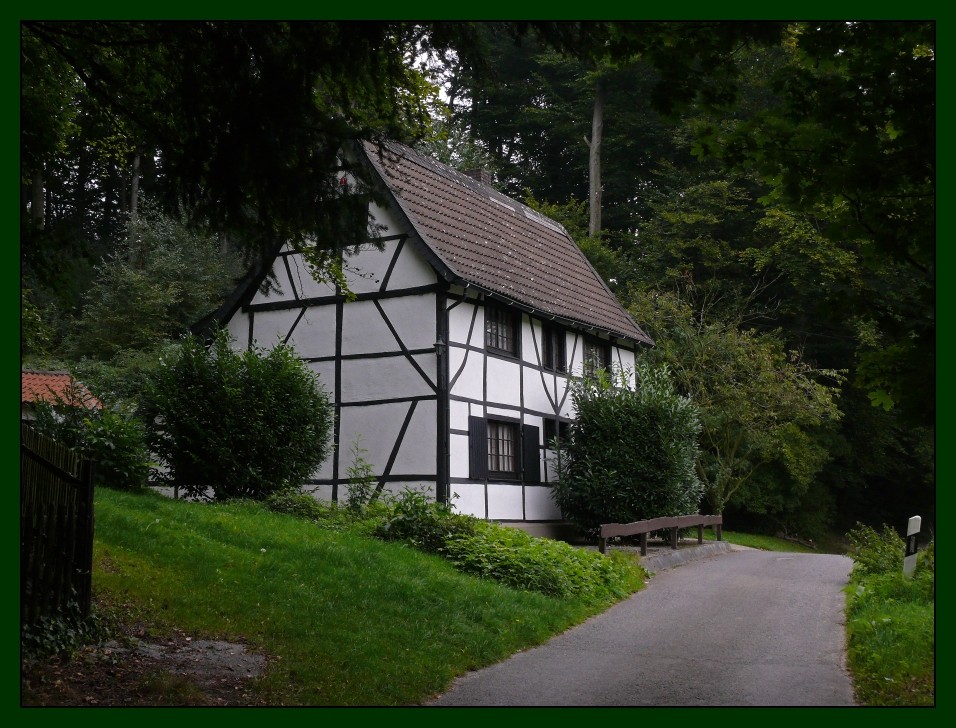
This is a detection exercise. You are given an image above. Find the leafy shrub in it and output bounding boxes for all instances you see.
[21,598,114,660]
[373,489,479,554]
[552,363,703,534]
[264,490,329,522]
[443,523,645,602]
[140,328,333,501]
[344,435,380,513]
[31,390,151,491]
[846,523,906,579]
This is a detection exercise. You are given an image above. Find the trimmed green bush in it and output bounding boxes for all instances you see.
[552,362,703,534]
[140,328,333,501]
[443,523,644,602]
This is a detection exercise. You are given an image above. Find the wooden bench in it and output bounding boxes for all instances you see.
[599,514,723,555]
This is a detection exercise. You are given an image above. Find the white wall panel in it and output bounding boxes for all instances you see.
[226,312,248,346]
[341,300,400,356]
[284,307,337,359]
[342,242,394,295]
[339,357,434,402]
[522,368,556,416]
[378,295,436,351]
[486,357,520,405]
[306,361,336,394]
[385,240,436,290]
[450,483,486,519]
[339,402,413,474]
[449,400,470,432]
[486,484,524,521]
[304,484,334,503]
[251,309,308,350]
[447,301,479,346]
[390,399,437,475]
[449,349,484,401]
[449,432,470,478]
[284,253,338,299]
[523,486,562,520]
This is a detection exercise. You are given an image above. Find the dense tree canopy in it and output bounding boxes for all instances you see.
[21,20,934,538]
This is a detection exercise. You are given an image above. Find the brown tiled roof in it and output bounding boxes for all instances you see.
[21,370,102,409]
[362,141,653,346]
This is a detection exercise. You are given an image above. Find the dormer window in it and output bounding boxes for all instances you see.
[485,302,519,356]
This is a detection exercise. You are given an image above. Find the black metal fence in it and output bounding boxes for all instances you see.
[20,424,95,627]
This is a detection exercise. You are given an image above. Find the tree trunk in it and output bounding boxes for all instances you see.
[587,76,604,238]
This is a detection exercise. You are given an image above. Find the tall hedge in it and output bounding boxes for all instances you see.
[551,362,703,534]
[140,329,333,501]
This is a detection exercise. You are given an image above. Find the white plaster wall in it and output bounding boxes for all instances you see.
[339,356,435,403]
[304,484,334,503]
[450,483,486,519]
[378,295,436,351]
[306,361,336,395]
[522,368,557,416]
[523,486,562,520]
[522,316,541,365]
[383,240,436,290]
[368,200,404,236]
[247,309,302,350]
[284,307,338,359]
[340,300,401,356]
[339,401,415,474]
[342,241,398,295]
[283,253,338,300]
[448,348,484,401]
[226,311,249,346]
[389,399,437,475]
[449,400,470,432]
[447,300,479,346]
[449,432,470,479]
[486,484,524,521]
[486,357,520,405]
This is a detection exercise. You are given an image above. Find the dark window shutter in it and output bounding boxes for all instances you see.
[522,424,541,484]
[469,416,488,480]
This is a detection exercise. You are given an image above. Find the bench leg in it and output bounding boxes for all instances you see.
[716,524,722,541]
[599,537,606,555]
[640,532,648,556]
[698,524,703,544]
[671,527,678,550]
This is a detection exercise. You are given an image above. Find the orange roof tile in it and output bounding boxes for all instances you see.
[21,370,102,409]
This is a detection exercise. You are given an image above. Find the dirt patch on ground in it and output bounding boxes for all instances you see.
[21,624,270,707]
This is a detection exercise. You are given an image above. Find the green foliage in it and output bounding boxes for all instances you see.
[630,288,844,519]
[264,490,329,522]
[844,524,934,706]
[374,489,479,554]
[845,523,906,580]
[67,202,241,361]
[31,391,151,492]
[344,435,380,513]
[443,524,645,602]
[552,363,703,534]
[140,328,333,501]
[21,599,114,660]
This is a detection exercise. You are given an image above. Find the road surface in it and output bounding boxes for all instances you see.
[429,547,856,706]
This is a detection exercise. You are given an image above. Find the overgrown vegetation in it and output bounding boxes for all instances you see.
[139,328,333,501]
[844,523,935,706]
[552,363,703,534]
[30,387,151,492]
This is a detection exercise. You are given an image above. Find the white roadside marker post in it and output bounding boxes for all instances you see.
[903,515,921,578]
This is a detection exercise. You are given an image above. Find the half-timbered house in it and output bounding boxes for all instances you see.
[209,141,653,527]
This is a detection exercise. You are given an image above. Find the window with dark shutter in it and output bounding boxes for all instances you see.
[487,420,519,477]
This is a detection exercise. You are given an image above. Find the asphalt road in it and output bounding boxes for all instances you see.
[428,547,856,707]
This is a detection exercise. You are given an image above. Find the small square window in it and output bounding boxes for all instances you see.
[542,325,566,373]
[485,303,518,355]
[543,419,571,448]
